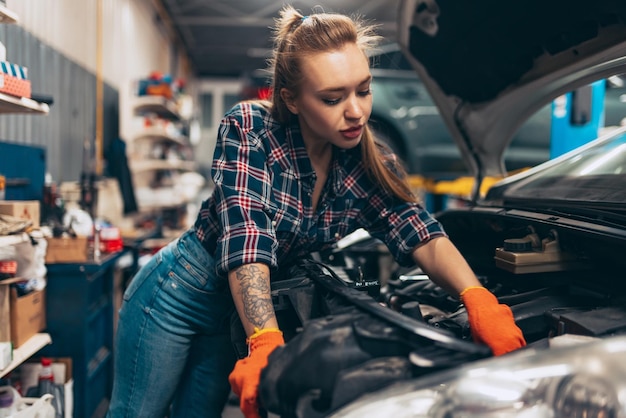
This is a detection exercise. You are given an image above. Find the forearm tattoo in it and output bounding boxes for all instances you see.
[234,264,274,328]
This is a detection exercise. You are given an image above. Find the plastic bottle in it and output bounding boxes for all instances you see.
[0,388,17,418]
[37,357,56,399]
[39,358,54,382]
[25,358,62,416]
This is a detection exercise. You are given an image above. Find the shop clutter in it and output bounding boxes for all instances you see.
[0,386,55,418]
[0,195,122,417]
[0,71,202,415]
[129,71,203,219]
[0,356,71,418]
[0,201,48,355]
[0,33,51,106]
[0,58,30,99]
[136,71,185,101]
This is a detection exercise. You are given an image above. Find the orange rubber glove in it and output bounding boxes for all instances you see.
[228,328,285,418]
[460,286,526,356]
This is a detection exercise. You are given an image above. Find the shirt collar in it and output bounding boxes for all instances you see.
[284,122,314,180]
[283,121,359,195]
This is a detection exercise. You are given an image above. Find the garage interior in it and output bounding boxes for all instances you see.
[0,2,403,417]
[0,0,626,418]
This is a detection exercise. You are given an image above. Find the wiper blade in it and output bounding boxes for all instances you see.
[505,201,626,228]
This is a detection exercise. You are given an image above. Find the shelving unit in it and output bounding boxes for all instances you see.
[129,94,203,223]
[133,95,181,120]
[42,251,130,418]
[0,333,52,378]
[0,5,53,382]
[131,126,188,146]
[0,4,49,115]
[0,3,18,24]
[0,91,49,114]
[130,159,197,172]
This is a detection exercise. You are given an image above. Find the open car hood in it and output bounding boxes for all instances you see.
[397,0,626,179]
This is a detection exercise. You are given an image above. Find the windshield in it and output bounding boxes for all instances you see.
[502,128,626,206]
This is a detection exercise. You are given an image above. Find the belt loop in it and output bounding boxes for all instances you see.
[171,235,181,259]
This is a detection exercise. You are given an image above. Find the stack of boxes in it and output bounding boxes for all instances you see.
[0,26,30,99]
[0,61,30,98]
[0,200,46,371]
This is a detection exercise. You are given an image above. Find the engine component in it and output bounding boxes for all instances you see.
[494,230,590,274]
[259,260,490,417]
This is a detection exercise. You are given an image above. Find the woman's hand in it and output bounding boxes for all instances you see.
[229,328,285,418]
[460,286,526,355]
[228,263,282,416]
[412,237,526,355]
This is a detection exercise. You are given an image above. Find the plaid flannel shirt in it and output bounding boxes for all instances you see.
[194,101,446,277]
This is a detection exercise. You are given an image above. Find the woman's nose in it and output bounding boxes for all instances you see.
[344,95,363,119]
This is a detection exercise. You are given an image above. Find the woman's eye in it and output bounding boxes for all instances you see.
[322,98,341,105]
[321,89,370,105]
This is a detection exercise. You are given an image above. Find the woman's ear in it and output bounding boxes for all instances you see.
[280,88,298,114]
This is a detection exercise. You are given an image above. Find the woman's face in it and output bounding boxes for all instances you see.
[282,42,373,152]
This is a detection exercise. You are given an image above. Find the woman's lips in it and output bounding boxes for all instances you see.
[340,126,363,139]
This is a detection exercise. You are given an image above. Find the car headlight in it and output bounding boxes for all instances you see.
[330,335,626,418]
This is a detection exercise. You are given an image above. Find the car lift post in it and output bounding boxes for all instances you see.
[550,79,606,158]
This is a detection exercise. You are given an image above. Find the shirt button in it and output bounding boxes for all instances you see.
[272,221,277,227]
[335,233,340,239]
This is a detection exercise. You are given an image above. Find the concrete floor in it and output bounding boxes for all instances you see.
[222,404,245,418]
[223,393,280,417]
[223,404,279,418]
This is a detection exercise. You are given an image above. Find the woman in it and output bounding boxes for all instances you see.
[108,5,526,418]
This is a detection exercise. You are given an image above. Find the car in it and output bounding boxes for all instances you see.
[369,43,626,180]
[328,118,626,418]
[368,42,553,179]
[253,1,626,417]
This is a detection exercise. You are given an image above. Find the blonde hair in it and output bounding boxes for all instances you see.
[268,5,417,203]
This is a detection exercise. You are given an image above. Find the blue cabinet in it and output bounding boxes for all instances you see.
[42,251,129,418]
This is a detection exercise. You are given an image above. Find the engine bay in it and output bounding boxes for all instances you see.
[257,208,626,418]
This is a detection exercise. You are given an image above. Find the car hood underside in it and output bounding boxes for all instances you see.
[397,0,626,178]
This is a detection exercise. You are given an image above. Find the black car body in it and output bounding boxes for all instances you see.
[256,1,626,417]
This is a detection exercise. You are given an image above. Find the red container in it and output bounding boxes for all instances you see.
[0,73,31,98]
[0,260,17,281]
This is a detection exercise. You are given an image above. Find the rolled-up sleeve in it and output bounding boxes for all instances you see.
[364,192,447,267]
[211,103,277,275]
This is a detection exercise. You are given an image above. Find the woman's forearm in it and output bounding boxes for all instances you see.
[411,236,482,297]
[228,263,279,337]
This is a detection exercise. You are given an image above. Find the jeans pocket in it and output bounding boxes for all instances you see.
[170,230,224,292]
[167,260,225,294]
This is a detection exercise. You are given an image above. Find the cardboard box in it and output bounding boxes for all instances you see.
[0,200,40,228]
[0,280,12,343]
[10,286,46,348]
[0,278,46,348]
[45,237,88,263]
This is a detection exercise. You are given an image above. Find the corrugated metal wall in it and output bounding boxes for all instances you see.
[0,0,189,186]
[0,25,119,184]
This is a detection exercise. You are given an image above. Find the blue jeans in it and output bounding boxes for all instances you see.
[107,229,236,418]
